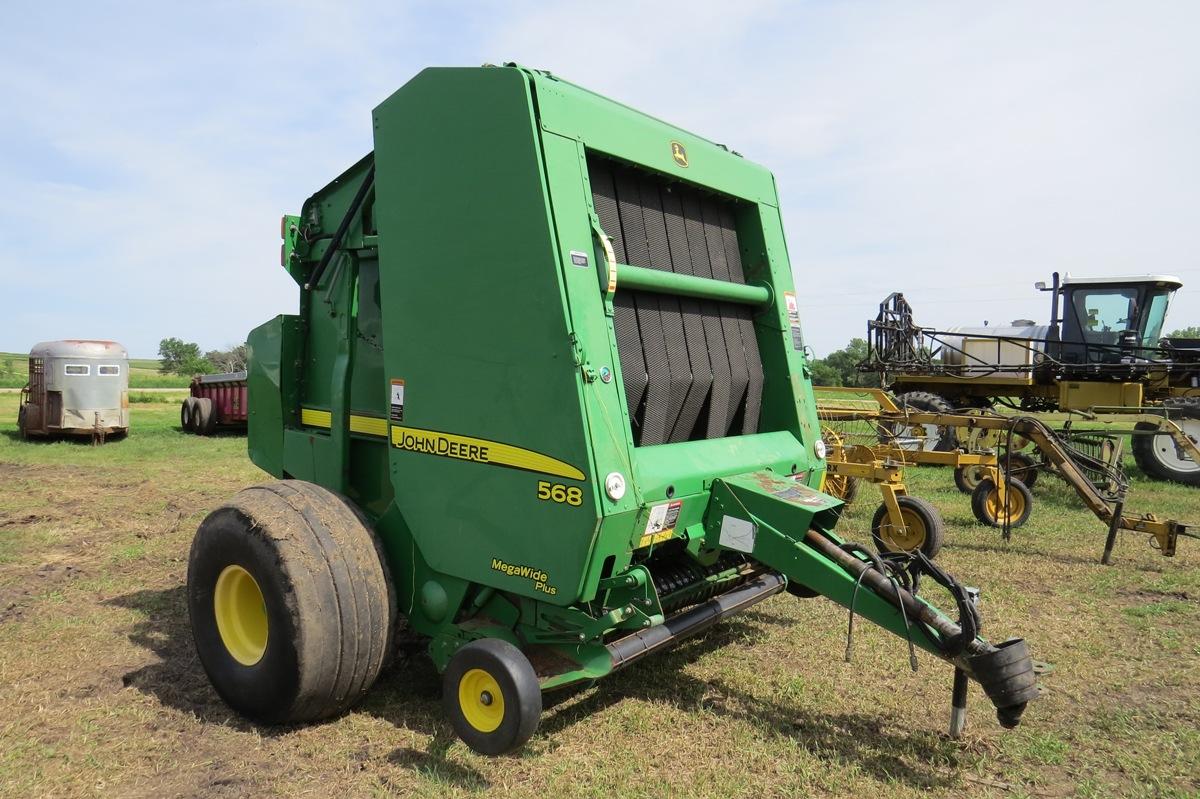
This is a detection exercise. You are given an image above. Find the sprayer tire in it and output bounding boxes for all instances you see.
[444,638,542,756]
[1132,400,1200,486]
[891,392,958,452]
[970,477,1033,529]
[187,480,396,724]
[871,495,945,559]
[193,397,215,436]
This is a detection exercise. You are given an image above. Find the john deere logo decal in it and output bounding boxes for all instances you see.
[670,141,688,168]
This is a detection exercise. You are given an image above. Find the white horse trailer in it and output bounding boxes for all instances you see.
[18,340,130,442]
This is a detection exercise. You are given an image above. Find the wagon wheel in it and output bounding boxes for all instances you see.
[1000,450,1039,489]
[194,397,216,436]
[871,495,945,559]
[971,478,1033,528]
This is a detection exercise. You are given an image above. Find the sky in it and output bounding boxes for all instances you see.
[1,1,1198,358]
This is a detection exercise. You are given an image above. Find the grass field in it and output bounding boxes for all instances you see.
[0,395,1197,798]
[0,353,189,389]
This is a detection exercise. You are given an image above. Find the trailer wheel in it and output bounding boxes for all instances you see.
[971,478,1032,529]
[187,480,396,724]
[443,638,541,756]
[871,495,945,559]
[194,397,215,436]
[180,398,197,433]
[889,392,958,452]
[1132,400,1200,486]
[17,405,27,440]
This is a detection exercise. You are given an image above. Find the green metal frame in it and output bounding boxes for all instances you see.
[245,64,1023,698]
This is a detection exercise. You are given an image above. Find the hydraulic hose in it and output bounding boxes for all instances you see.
[305,164,376,291]
[802,528,1038,727]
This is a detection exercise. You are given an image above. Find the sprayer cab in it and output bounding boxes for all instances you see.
[187,65,1037,755]
[1039,273,1182,364]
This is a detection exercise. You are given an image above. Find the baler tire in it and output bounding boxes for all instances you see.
[181,397,197,433]
[871,495,945,559]
[1132,400,1200,486]
[443,638,541,756]
[187,480,396,725]
[194,397,215,436]
[970,477,1033,529]
[890,392,958,452]
[1001,450,1039,489]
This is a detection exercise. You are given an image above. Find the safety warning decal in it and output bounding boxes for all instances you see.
[784,292,804,351]
[639,500,682,548]
[389,379,405,422]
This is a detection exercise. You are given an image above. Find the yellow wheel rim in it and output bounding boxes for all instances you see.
[214,565,268,666]
[986,486,1025,524]
[880,508,927,551]
[459,668,505,733]
[961,465,987,490]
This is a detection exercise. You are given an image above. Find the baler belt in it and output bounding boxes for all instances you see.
[587,155,764,445]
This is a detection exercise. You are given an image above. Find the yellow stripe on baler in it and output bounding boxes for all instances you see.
[299,408,584,481]
[300,407,388,439]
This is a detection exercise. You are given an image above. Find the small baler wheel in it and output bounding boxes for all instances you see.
[443,638,542,756]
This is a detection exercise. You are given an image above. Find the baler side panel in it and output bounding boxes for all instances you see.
[370,67,599,605]
[247,315,302,478]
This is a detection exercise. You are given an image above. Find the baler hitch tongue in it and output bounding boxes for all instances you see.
[706,471,1039,731]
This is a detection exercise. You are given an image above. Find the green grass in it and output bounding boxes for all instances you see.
[0,351,190,388]
[0,394,1197,797]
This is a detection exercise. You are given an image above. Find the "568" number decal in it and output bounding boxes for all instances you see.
[537,480,583,507]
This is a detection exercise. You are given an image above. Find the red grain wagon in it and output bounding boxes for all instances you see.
[180,371,247,435]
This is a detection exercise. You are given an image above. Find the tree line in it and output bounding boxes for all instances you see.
[158,338,247,376]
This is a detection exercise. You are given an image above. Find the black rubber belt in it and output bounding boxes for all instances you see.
[588,157,761,446]
[615,168,673,446]
[660,186,713,442]
[701,197,749,436]
[638,174,698,444]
